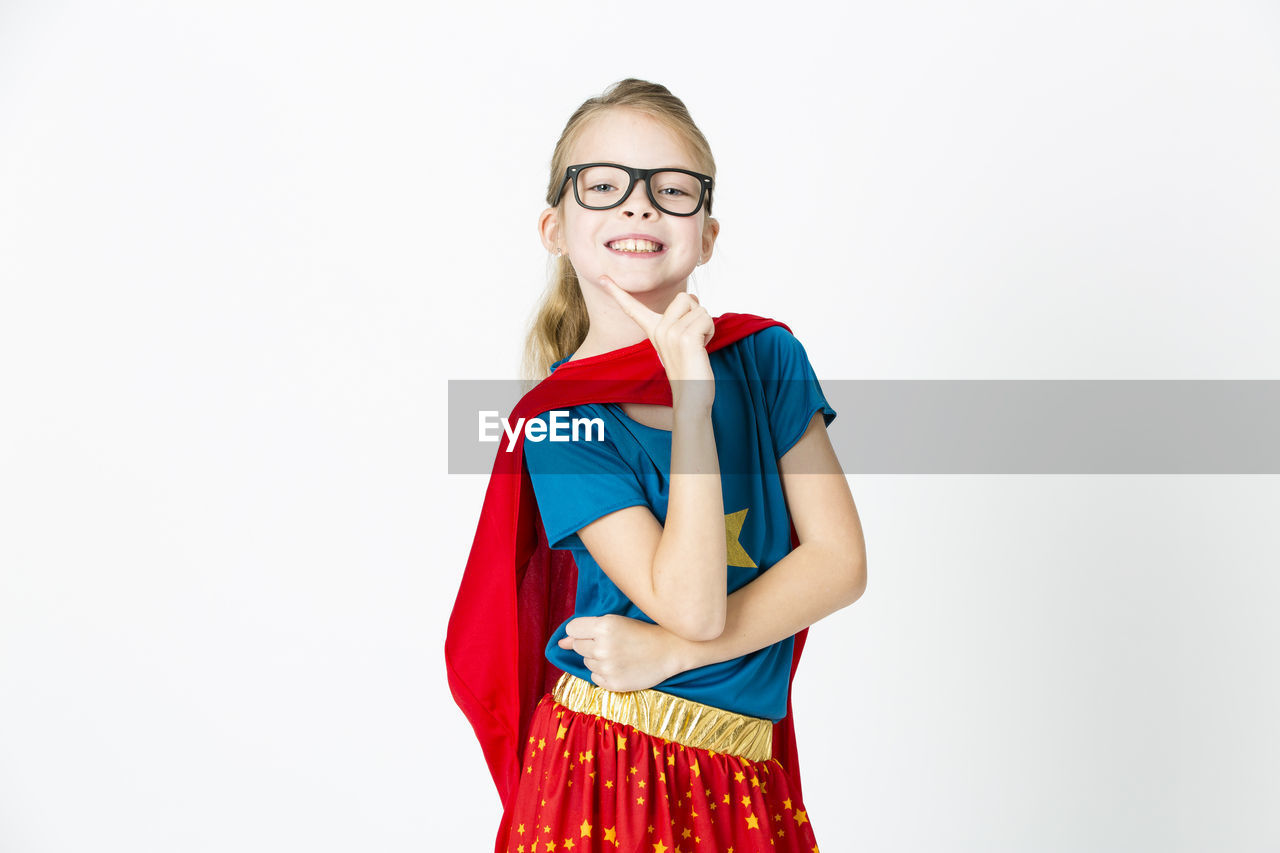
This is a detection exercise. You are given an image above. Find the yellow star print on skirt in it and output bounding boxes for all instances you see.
[499,674,821,853]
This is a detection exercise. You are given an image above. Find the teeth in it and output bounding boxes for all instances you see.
[608,238,662,253]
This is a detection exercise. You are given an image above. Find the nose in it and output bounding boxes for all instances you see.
[620,176,657,218]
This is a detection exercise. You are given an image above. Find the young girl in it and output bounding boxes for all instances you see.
[447,78,867,853]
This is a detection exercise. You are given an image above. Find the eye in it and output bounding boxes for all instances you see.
[657,186,689,197]
[587,183,618,193]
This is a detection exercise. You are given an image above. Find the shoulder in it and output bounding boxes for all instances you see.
[744,323,798,347]
[731,324,812,373]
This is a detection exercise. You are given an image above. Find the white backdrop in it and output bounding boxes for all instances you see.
[2,1,1278,850]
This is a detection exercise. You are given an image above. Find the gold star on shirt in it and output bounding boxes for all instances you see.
[724,509,757,568]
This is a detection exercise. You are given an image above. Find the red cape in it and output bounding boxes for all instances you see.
[445,313,810,850]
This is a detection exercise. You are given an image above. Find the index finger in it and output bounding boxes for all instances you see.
[564,615,602,640]
[598,275,661,336]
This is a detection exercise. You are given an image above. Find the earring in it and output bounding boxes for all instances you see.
[554,248,564,258]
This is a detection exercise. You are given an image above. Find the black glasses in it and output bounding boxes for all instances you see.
[552,163,714,217]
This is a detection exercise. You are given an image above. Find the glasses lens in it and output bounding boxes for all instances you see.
[649,170,704,215]
[574,166,705,215]
[575,165,630,209]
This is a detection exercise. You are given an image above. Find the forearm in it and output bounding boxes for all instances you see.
[672,540,865,671]
[652,406,727,640]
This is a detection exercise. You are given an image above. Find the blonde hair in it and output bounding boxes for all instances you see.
[518,78,717,387]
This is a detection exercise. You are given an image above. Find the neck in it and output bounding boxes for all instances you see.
[574,279,691,360]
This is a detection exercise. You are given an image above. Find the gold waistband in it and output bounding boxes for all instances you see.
[551,672,773,763]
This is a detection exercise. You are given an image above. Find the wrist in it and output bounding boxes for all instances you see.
[671,386,714,420]
[671,407,714,433]
[664,631,701,676]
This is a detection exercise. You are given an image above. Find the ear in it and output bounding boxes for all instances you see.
[538,207,564,254]
[699,216,720,264]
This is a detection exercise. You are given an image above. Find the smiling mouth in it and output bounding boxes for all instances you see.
[606,238,665,253]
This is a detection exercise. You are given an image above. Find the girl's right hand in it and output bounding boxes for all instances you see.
[599,275,715,413]
[557,614,685,693]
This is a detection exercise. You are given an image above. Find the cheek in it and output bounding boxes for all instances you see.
[569,221,600,248]
[679,227,706,253]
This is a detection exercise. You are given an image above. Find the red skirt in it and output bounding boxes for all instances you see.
[500,678,820,853]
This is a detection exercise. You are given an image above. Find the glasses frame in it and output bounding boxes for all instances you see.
[552,162,714,217]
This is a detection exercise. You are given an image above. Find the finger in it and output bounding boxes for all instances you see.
[670,303,710,335]
[599,275,661,336]
[696,311,715,347]
[659,291,699,324]
[564,616,600,640]
[587,660,613,679]
[671,305,714,348]
[680,299,714,345]
[653,291,699,345]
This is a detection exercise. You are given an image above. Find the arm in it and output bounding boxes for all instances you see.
[572,283,728,642]
[681,411,865,666]
[561,412,866,690]
[575,404,727,642]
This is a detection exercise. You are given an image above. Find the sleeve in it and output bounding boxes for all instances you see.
[522,409,651,551]
[755,325,838,460]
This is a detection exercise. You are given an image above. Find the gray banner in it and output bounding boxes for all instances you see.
[448,380,1280,474]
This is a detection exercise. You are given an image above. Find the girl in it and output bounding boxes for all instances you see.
[447,78,867,853]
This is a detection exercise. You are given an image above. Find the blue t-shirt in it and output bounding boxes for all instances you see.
[522,325,836,721]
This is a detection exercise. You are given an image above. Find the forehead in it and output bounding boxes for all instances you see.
[569,108,700,170]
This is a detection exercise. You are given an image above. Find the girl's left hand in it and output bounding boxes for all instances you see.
[558,614,686,693]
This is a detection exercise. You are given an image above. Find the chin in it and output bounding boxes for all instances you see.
[609,271,694,290]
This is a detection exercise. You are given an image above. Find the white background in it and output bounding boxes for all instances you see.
[2,1,1278,850]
